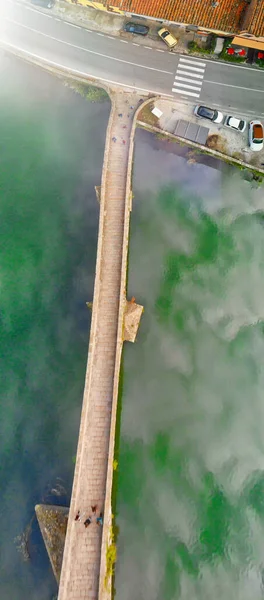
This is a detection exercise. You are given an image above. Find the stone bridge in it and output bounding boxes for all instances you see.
[57,91,144,600]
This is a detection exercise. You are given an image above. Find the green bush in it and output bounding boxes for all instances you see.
[219,37,245,62]
[71,82,108,102]
[188,40,211,54]
[188,34,217,55]
[208,33,217,52]
[188,40,197,51]
[220,52,246,63]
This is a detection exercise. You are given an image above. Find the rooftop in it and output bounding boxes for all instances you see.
[109,0,249,34]
[241,0,264,37]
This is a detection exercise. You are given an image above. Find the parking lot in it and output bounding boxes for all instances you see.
[154,99,264,168]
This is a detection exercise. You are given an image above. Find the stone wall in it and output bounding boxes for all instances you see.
[98,96,155,600]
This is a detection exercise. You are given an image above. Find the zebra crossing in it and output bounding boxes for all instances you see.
[172,57,206,98]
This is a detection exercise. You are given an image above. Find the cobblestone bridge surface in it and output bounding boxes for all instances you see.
[58,93,138,600]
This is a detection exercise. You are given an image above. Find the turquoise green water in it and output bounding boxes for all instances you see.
[116,130,264,600]
[0,56,109,599]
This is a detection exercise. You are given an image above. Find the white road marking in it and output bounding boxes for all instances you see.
[120,39,128,43]
[0,40,174,98]
[177,63,205,73]
[175,75,203,86]
[22,4,52,17]
[179,58,206,67]
[132,43,139,46]
[200,103,264,120]
[203,79,264,93]
[172,88,200,98]
[173,81,202,91]
[156,49,165,52]
[65,22,81,29]
[172,58,206,97]
[96,33,104,37]
[4,17,173,74]
[106,36,115,40]
[178,53,264,72]
[144,46,152,49]
[176,69,204,79]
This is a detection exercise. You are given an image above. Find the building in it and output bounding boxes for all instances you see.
[70,0,264,48]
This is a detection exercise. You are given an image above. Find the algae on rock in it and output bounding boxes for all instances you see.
[35,504,69,583]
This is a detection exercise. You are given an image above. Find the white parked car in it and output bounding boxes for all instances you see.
[249,120,264,151]
[194,105,223,124]
[224,116,246,133]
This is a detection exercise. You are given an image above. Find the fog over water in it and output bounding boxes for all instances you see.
[0,56,110,599]
[115,130,264,600]
[2,50,264,600]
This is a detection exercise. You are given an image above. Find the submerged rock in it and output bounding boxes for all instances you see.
[14,514,35,562]
[35,504,69,583]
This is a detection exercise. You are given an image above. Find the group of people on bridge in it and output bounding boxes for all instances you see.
[74,505,103,528]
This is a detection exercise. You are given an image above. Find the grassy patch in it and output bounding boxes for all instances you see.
[68,81,109,102]
[232,151,244,161]
[188,34,217,55]
[110,354,124,598]
[155,132,169,140]
[188,41,211,55]
[105,525,117,592]
[138,102,159,127]
[111,356,123,516]
[220,53,245,63]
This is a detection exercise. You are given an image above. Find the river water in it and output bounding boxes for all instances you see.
[0,55,110,599]
[115,130,264,600]
[2,53,264,600]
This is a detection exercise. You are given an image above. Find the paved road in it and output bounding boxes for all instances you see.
[1,0,264,118]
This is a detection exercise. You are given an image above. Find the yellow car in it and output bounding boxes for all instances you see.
[158,28,178,49]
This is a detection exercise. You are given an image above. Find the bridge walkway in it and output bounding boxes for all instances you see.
[58,93,137,600]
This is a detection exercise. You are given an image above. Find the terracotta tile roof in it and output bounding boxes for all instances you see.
[242,0,264,37]
[107,0,249,34]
